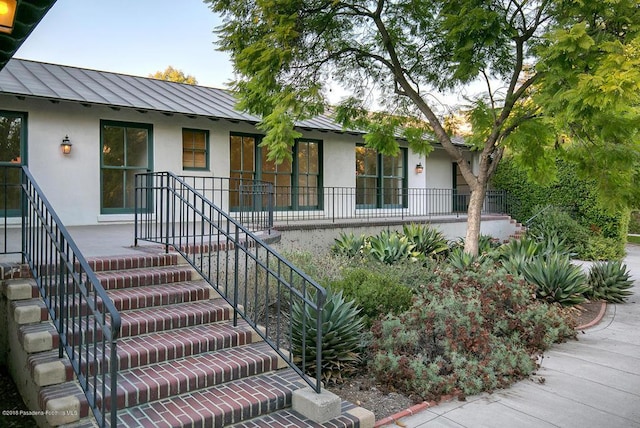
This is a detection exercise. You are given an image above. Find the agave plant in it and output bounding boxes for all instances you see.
[521,253,588,306]
[366,230,420,264]
[290,288,365,384]
[586,261,634,303]
[447,246,484,271]
[402,223,449,258]
[331,232,365,258]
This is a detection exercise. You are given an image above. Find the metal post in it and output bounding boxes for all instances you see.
[233,225,239,327]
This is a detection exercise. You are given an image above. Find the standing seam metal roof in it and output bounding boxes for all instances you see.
[0,58,345,132]
[0,58,470,147]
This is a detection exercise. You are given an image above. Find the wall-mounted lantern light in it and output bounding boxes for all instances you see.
[415,162,424,174]
[61,135,72,155]
[0,0,17,34]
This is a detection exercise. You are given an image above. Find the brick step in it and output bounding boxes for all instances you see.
[85,253,181,273]
[115,368,305,427]
[23,281,216,321]
[44,299,232,347]
[110,342,285,409]
[94,265,196,291]
[28,319,262,384]
[29,264,196,299]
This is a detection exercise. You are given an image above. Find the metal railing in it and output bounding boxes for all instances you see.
[179,176,507,224]
[177,176,274,232]
[0,166,121,427]
[134,172,326,393]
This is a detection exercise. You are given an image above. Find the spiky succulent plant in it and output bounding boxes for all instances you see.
[290,287,364,384]
[586,261,634,303]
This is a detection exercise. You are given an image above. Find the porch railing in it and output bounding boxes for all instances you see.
[178,176,507,224]
[134,171,326,393]
[0,166,121,427]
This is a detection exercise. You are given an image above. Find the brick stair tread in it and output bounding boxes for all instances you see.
[45,281,214,319]
[117,300,232,337]
[231,401,362,428]
[115,368,305,428]
[110,342,281,408]
[107,280,212,311]
[109,320,259,371]
[94,265,194,290]
[51,299,232,347]
[85,254,180,273]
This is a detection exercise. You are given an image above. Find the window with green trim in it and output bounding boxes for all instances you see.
[0,111,26,216]
[356,145,407,208]
[182,128,209,170]
[100,120,153,213]
[229,134,322,210]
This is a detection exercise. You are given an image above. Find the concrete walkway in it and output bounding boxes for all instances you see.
[398,245,640,428]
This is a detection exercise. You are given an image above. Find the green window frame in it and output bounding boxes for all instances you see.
[356,145,407,208]
[182,128,209,171]
[100,120,153,214]
[0,111,27,217]
[229,133,322,210]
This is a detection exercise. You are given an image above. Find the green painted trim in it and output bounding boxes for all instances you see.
[99,120,154,214]
[0,111,27,217]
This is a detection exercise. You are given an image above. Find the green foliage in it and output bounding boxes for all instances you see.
[578,236,626,262]
[521,254,588,306]
[365,231,420,265]
[291,288,364,384]
[492,158,630,260]
[329,268,413,327]
[331,232,366,258]
[369,265,575,401]
[447,247,484,271]
[629,212,640,234]
[586,261,634,303]
[402,223,449,259]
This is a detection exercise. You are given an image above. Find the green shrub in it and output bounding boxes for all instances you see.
[526,206,588,252]
[491,157,629,254]
[366,230,420,264]
[402,223,449,259]
[521,254,588,306]
[586,261,634,303]
[578,235,625,261]
[331,232,366,258]
[291,287,364,384]
[369,265,575,401]
[629,211,640,234]
[329,268,414,326]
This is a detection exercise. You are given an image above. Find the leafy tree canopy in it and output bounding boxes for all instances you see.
[207,0,640,253]
[149,66,198,85]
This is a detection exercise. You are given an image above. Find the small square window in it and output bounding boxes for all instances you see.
[182,129,209,170]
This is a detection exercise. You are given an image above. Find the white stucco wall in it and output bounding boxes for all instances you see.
[1,95,463,226]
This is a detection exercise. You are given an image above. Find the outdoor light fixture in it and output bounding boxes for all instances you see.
[415,163,424,174]
[0,0,17,34]
[61,135,72,155]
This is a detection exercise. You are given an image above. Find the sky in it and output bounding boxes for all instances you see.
[15,0,235,89]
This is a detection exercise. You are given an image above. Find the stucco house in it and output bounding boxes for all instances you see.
[0,58,482,228]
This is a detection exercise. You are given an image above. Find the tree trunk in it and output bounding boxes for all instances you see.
[464,183,486,256]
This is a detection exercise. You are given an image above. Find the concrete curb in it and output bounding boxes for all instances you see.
[374,393,459,427]
[576,301,607,330]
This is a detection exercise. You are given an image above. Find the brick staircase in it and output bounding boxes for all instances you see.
[506,217,527,242]
[9,252,372,427]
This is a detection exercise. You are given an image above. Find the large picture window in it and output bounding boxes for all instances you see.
[101,121,153,213]
[229,134,322,210]
[356,145,407,208]
[0,111,26,216]
[182,128,209,170]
